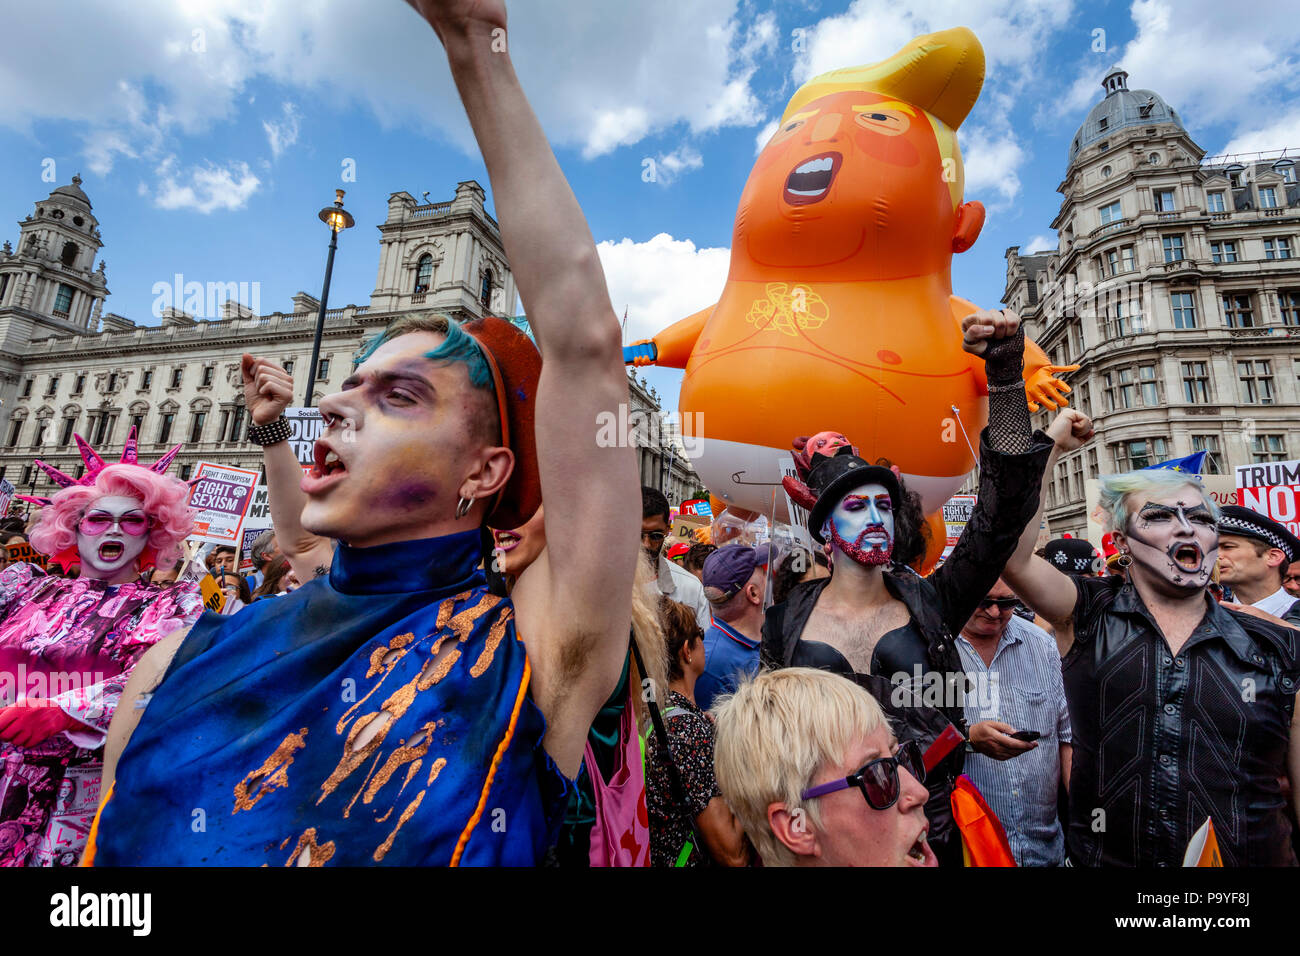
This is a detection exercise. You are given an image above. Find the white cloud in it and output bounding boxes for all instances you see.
[755,118,779,155]
[650,146,704,185]
[961,126,1026,205]
[151,157,261,214]
[1218,110,1300,158]
[262,102,301,158]
[1023,234,1055,253]
[596,233,730,344]
[0,1,781,177]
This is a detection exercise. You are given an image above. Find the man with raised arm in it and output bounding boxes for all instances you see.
[85,0,639,866]
[1001,422,1300,866]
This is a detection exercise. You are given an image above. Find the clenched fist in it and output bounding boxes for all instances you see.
[241,354,295,427]
[960,308,1021,357]
[1046,408,1095,452]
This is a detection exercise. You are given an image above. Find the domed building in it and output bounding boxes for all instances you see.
[1005,67,1300,539]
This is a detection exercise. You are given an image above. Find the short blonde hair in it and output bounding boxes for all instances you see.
[711,668,889,867]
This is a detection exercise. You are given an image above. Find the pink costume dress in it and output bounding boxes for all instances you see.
[0,562,203,866]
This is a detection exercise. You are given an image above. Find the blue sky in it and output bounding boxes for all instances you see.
[2,0,1298,411]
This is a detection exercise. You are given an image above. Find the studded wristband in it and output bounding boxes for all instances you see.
[246,415,291,446]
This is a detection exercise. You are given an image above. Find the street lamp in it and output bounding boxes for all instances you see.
[304,189,356,406]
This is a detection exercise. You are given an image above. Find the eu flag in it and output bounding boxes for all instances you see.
[1145,450,1207,475]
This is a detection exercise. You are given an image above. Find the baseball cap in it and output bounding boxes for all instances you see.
[702,545,768,597]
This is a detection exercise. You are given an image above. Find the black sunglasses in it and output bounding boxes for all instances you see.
[801,739,924,810]
[641,530,667,543]
[977,596,1022,613]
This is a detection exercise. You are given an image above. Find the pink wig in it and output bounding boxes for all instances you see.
[29,464,197,571]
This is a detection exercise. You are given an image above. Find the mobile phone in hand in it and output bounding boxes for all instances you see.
[1008,730,1042,742]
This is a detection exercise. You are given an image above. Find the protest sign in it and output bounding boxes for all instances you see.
[5,542,47,568]
[1236,459,1300,535]
[244,484,272,529]
[680,498,712,518]
[199,573,227,614]
[0,478,14,517]
[941,494,976,561]
[286,407,325,474]
[239,525,266,573]
[188,462,260,545]
[673,514,709,541]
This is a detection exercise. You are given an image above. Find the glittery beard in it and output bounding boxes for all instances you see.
[827,521,892,567]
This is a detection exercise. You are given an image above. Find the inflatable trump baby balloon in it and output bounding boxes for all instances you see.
[626,27,1075,556]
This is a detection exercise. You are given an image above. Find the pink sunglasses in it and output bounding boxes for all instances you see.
[78,511,152,536]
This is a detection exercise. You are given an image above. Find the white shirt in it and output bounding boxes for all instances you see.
[656,556,712,630]
[1247,586,1298,620]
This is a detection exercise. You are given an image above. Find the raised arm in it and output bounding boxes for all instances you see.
[1001,409,1094,626]
[409,0,639,778]
[241,354,335,580]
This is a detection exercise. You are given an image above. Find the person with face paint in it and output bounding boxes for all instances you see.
[763,309,1059,865]
[0,430,202,866]
[1002,444,1300,865]
[87,0,644,867]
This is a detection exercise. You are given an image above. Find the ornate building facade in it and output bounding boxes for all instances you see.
[1004,67,1300,536]
[0,178,696,507]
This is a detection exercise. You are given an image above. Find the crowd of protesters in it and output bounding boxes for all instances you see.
[1,0,1298,869]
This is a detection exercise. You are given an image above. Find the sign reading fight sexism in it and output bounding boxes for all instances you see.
[188,462,261,545]
[1236,458,1300,535]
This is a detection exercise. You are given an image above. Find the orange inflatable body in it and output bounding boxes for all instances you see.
[632,28,1072,554]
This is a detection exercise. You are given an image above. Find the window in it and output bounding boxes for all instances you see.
[7,419,22,447]
[414,255,433,294]
[1155,189,1176,212]
[59,418,75,446]
[1101,165,1112,178]
[1113,437,1169,471]
[1280,290,1300,325]
[1103,372,1116,412]
[1192,435,1224,475]
[170,368,183,388]
[1162,235,1185,262]
[1139,364,1158,405]
[130,413,144,435]
[107,372,117,391]
[1098,117,1109,132]
[180,464,193,481]
[1171,292,1197,328]
[1117,367,1135,408]
[229,405,245,442]
[201,366,213,387]
[60,242,78,267]
[73,374,85,394]
[480,270,493,311]
[1265,238,1293,260]
[283,359,294,376]
[1222,293,1254,327]
[1181,361,1210,403]
[20,466,31,487]
[317,358,330,381]
[1251,435,1287,463]
[1260,187,1278,208]
[1238,360,1275,404]
[1100,201,1123,226]
[142,369,153,388]
[30,419,47,449]
[1121,245,1135,272]
[219,410,230,443]
[189,411,206,443]
[44,375,59,397]
[1278,163,1298,184]
[1105,249,1119,276]
[1107,300,1139,338]
[1210,241,1238,264]
[159,413,175,445]
[1076,381,1091,417]
[1207,191,1226,213]
[53,284,74,317]
[94,414,111,445]
[0,274,9,304]
[21,378,32,398]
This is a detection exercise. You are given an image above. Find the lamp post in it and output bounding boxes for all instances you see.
[304,189,355,406]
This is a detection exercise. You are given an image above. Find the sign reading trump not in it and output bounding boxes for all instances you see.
[1236,459,1300,536]
[188,462,261,545]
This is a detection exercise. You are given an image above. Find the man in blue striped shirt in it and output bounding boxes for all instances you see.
[958,578,1072,866]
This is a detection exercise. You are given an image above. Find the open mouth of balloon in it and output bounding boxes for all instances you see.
[784,151,841,205]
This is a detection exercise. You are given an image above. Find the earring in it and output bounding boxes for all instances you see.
[1117,550,1133,569]
[455,496,473,520]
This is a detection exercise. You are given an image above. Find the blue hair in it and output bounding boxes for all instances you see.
[1097,469,1221,533]
[354,314,493,390]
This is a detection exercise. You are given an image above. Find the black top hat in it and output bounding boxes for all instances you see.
[1218,505,1300,564]
[805,454,902,545]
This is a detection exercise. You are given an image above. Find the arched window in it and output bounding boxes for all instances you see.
[61,241,79,267]
[414,255,433,294]
[480,269,493,311]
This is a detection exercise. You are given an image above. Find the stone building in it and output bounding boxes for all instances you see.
[1004,67,1300,536]
[0,178,696,508]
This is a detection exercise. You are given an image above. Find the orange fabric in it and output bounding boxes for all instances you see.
[951,774,1016,867]
[449,657,532,866]
[80,781,115,867]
